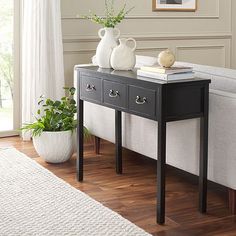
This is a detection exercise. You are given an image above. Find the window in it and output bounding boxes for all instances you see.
[0,0,20,137]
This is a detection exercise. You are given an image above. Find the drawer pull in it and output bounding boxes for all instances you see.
[109,89,119,98]
[86,84,96,92]
[136,96,147,105]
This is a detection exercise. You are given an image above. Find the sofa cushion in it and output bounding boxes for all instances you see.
[175,61,236,94]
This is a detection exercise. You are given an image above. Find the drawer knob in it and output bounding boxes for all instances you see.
[136,96,147,105]
[86,84,96,92]
[109,89,119,98]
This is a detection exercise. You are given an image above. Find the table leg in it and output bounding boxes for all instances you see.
[199,85,209,213]
[115,110,122,174]
[94,136,101,154]
[77,99,84,182]
[157,120,167,224]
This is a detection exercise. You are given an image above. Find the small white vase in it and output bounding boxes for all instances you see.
[33,131,74,163]
[96,27,120,69]
[110,38,137,71]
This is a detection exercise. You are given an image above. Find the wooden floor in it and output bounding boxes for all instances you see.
[1,136,236,236]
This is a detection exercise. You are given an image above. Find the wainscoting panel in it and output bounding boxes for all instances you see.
[61,0,234,86]
[176,45,226,67]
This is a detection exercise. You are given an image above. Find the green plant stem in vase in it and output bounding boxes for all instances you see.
[83,0,134,28]
[82,0,134,69]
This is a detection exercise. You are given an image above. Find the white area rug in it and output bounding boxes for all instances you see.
[0,148,151,236]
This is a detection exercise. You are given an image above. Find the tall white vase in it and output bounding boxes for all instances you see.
[96,27,120,69]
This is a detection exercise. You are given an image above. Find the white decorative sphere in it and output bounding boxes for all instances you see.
[158,49,175,68]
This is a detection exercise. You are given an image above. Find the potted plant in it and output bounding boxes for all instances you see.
[21,87,89,163]
[83,0,134,68]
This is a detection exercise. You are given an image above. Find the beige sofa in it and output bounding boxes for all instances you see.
[74,56,236,214]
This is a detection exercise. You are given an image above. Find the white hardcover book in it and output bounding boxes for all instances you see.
[140,66,193,74]
[137,70,195,81]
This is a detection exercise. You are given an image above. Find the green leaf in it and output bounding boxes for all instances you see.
[69,87,76,95]
[46,99,53,106]
[70,99,76,105]
[38,100,44,105]
[20,87,90,138]
[54,101,61,107]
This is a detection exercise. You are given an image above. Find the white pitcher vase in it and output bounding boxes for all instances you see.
[111,38,137,71]
[96,27,120,69]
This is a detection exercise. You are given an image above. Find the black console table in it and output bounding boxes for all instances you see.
[76,66,211,224]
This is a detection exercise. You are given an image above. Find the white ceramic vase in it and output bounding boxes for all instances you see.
[96,27,120,69]
[33,131,74,163]
[110,38,137,71]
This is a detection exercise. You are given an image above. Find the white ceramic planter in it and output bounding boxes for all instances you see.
[33,131,74,163]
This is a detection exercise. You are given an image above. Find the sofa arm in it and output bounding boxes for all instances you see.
[210,89,236,99]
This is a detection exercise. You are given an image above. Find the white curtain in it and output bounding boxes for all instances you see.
[22,0,65,140]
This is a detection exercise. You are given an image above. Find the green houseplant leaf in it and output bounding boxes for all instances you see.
[20,87,90,139]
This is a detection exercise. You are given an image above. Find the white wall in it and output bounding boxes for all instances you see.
[61,0,235,86]
[232,0,236,69]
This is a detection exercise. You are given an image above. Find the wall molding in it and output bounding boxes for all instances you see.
[64,45,227,54]
[176,45,227,67]
[136,47,168,52]
[61,14,219,20]
[176,45,226,50]
[63,33,232,44]
[64,49,95,55]
[64,46,168,54]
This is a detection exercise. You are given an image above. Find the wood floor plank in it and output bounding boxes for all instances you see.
[0,136,233,236]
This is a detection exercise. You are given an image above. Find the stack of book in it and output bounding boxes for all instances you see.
[137,65,194,81]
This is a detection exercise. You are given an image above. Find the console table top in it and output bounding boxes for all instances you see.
[76,65,211,85]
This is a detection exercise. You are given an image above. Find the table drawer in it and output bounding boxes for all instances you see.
[128,85,156,117]
[104,80,127,108]
[80,75,102,102]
